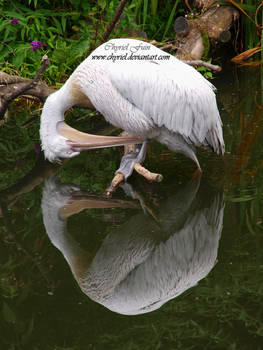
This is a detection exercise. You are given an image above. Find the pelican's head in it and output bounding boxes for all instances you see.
[40,130,80,163]
[40,93,80,163]
[40,90,142,163]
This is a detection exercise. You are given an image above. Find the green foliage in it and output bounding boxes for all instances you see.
[162,0,180,41]
[197,64,213,80]
[0,0,187,85]
[134,0,184,40]
[0,1,143,84]
[201,31,210,61]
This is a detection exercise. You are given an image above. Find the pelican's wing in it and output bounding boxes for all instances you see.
[107,56,224,154]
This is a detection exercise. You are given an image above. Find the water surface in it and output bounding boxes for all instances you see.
[0,67,263,350]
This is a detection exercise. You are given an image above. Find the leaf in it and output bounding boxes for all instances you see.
[151,0,158,16]
[3,26,11,42]
[34,17,41,32]
[52,16,63,35]
[61,15,67,32]
[0,46,12,61]
[162,0,180,40]
[205,71,213,79]
[20,26,26,41]
[12,50,27,69]
[143,0,148,27]
[98,0,107,10]
[69,38,90,62]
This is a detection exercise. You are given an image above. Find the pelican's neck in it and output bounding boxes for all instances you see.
[40,84,74,157]
[41,86,73,130]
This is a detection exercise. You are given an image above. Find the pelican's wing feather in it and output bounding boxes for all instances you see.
[109,58,221,143]
[107,54,224,153]
[79,38,224,154]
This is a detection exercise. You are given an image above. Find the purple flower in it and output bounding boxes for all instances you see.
[29,41,47,51]
[10,17,19,26]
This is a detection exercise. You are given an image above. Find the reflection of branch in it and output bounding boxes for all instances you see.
[0,156,60,216]
[0,56,50,120]
[0,200,56,293]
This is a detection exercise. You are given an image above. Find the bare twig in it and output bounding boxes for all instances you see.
[134,163,163,182]
[182,59,222,72]
[159,44,177,52]
[104,173,125,197]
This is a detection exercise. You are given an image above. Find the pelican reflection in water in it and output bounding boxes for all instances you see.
[41,177,224,315]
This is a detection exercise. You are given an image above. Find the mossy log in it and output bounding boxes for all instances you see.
[174,2,239,60]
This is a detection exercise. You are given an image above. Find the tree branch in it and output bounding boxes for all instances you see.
[0,55,50,120]
[182,59,222,71]
[102,0,129,42]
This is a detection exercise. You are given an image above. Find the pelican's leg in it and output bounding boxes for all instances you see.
[115,141,148,180]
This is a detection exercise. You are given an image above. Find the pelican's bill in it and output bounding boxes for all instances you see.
[57,121,142,150]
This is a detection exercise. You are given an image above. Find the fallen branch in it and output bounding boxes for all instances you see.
[174,5,239,60]
[0,71,54,101]
[0,55,50,120]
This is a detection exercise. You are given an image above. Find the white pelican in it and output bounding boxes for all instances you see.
[40,38,224,178]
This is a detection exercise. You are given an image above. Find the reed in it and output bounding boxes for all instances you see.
[230,0,263,64]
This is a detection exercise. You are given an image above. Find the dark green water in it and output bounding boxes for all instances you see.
[1,67,263,350]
